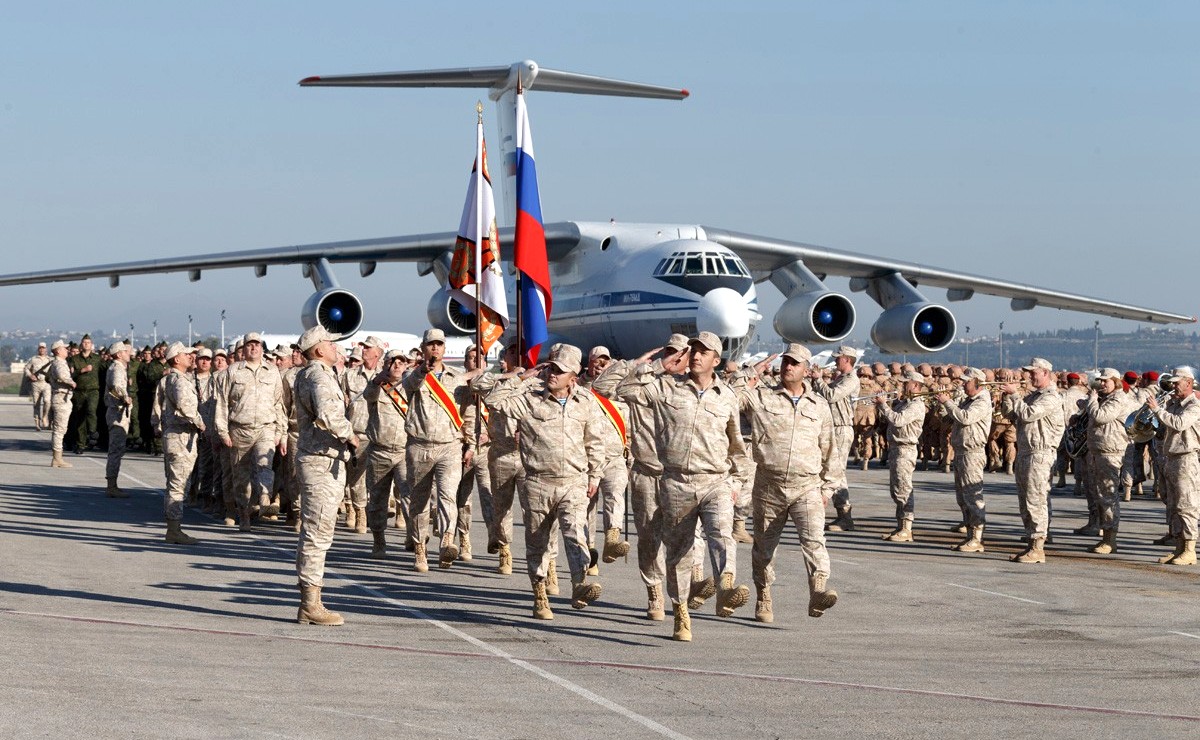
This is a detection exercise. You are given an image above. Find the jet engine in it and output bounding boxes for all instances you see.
[426,287,476,335]
[870,302,956,353]
[772,291,856,344]
[301,288,364,340]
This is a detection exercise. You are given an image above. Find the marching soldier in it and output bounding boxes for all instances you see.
[580,346,632,567]
[103,341,134,498]
[157,342,203,545]
[812,345,860,531]
[47,340,76,468]
[365,349,411,560]
[937,368,992,553]
[341,335,385,534]
[1083,368,1138,555]
[1146,366,1200,566]
[24,342,52,430]
[293,326,359,626]
[1001,358,1065,564]
[455,344,492,562]
[731,344,839,624]
[616,331,752,642]
[484,344,605,620]
[876,371,928,542]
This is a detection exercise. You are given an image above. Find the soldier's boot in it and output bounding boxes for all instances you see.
[51,451,73,468]
[687,570,717,610]
[1168,539,1197,566]
[826,506,855,532]
[715,573,750,618]
[755,584,773,624]
[646,584,665,621]
[1157,538,1184,564]
[105,477,128,499]
[297,583,344,626]
[860,457,869,471]
[571,580,602,610]
[458,530,473,562]
[393,508,406,531]
[497,544,513,575]
[413,543,429,573]
[956,526,986,554]
[1072,513,1100,537]
[1054,470,1067,489]
[602,527,630,562]
[438,532,459,569]
[353,506,367,535]
[586,547,600,576]
[731,519,754,544]
[222,503,237,527]
[950,520,968,534]
[1089,528,1117,555]
[884,519,913,543]
[1012,536,1047,564]
[531,580,553,620]
[370,530,387,559]
[672,603,692,642]
[1133,482,1144,497]
[1122,484,1133,502]
[1153,532,1177,547]
[941,462,952,474]
[545,559,560,595]
[344,505,357,530]
[164,520,198,545]
[285,508,299,529]
[239,507,253,533]
[1003,461,1014,475]
[808,574,838,618]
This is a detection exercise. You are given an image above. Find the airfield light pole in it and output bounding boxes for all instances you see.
[964,326,970,367]
[998,322,1005,368]
[1094,320,1100,368]
[220,310,226,348]
[128,323,134,342]
[153,320,158,345]
[188,314,193,346]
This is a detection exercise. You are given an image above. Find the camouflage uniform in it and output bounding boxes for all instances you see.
[138,357,167,454]
[68,350,101,450]
[195,368,220,506]
[942,391,992,528]
[579,376,630,561]
[158,369,205,522]
[277,365,303,516]
[104,360,133,480]
[47,356,75,456]
[341,362,375,513]
[1153,393,1200,544]
[364,374,410,532]
[1004,385,1065,541]
[24,353,52,428]
[470,372,524,552]
[214,360,286,519]
[402,365,470,558]
[1085,389,1139,540]
[811,370,859,512]
[879,397,927,526]
[852,377,880,465]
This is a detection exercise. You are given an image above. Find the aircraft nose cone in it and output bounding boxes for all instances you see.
[696,287,750,338]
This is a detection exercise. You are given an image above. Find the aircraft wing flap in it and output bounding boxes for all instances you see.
[703,227,1196,326]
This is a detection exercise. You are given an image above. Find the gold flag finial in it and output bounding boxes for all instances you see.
[476,100,483,122]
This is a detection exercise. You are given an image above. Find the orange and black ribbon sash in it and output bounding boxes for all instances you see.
[591,389,627,448]
[380,381,409,417]
[424,372,464,429]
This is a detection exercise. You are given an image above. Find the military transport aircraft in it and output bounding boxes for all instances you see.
[0,61,1192,358]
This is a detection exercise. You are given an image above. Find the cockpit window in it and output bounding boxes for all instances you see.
[653,250,750,278]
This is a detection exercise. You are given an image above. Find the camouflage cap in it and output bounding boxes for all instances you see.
[297,325,335,352]
[961,367,987,383]
[360,335,386,349]
[1022,357,1053,372]
[51,340,67,351]
[904,371,927,385]
[664,333,690,351]
[547,343,582,374]
[422,328,446,345]
[781,343,812,363]
[107,341,130,354]
[689,331,722,354]
[196,348,213,359]
[165,341,195,362]
[589,345,612,359]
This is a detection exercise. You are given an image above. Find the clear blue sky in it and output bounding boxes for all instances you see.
[1,2,1196,344]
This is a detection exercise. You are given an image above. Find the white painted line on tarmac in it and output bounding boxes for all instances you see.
[1169,630,1200,641]
[88,456,693,740]
[943,582,1045,605]
[830,557,859,566]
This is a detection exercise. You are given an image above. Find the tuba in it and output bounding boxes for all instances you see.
[1124,374,1178,443]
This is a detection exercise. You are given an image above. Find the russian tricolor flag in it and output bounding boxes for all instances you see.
[514,90,551,367]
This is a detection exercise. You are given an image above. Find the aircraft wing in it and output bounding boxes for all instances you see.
[703,227,1196,325]
[0,223,584,287]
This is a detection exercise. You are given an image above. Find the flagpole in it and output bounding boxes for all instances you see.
[514,82,525,368]
[474,103,484,445]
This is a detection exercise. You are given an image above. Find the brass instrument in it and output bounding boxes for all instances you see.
[1124,374,1177,443]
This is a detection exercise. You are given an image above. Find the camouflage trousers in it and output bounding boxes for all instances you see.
[406,440,463,550]
[344,432,370,508]
[751,473,828,587]
[586,455,628,547]
[734,457,756,523]
[953,447,987,527]
[296,454,347,587]
[214,438,234,508]
[829,425,854,509]
[162,430,199,522]
[1121,440,1152,488]
[227,426,276,510]
[519,473,590,583]
[1088,450,1123,531]
[455,445,494,539]
[366,444,408,532]
[50,395,71,453]
[889,444,918,521]
[31,382,50,427]
[106,422,128,480]
[629,463,666,587]
[1015,450,1056,538]
[487,445,522,548]
[659,471,736,606]
[1162,452,1200,541]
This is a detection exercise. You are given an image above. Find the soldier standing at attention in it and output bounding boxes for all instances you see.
[139,343,168,454]
[876,371,929,543]
[158,342,203,545]
[341,335,386,534]
[68,334,101,453]
[813,346,861,532]
[937,367,993,553]
[365,349,411,561]
[47,340,76,468]
[25,342,52,430]
[1001,358,1065,564]
[103,341,134,498]
[616,331,752,642]
[293,326,359,626]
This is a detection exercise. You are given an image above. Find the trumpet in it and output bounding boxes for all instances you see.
[1125,374,1178,443]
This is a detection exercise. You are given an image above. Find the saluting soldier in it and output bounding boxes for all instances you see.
[103,341,134,498]
[1001,358,1065,564]
[579,345,632,567]
[47,340,77,468]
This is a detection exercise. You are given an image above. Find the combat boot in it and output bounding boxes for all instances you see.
[586,547,600,576]
[1168,539,1197,566]
[883,518,913,543]
[1122,484,1132,502]
[715,572,749,618]
[458,530,472,561]
[487,535,500,555]
[1133,482,1144,497]
[950,520,968,534]
[497,544,513,575]
[393,509,406,531]
[344,504,357,530]
[687,570,716,610]
[370,530,387,559]
[860,457,869,471]
[353,506,367,535]
[731,519,754,544]
[545,559,560,595]
[1054,470,1067,489]
[1089,528,1117,555]
[602,527,630,562]
[1012,536,1046,564]
[1003,461,1014,475]
[1072,513,1100,537]
[239,507,253,533]
[646,584,665,621]
[164,520,198,545]
[826,506,855,532]
[413,543,429,573]
[105,477,128,499]
[532,580,553,620]
[755,584,773,624]
[438,533,459,569]
[297,583,344,626]
[808,574,838,618]
[956,526,985,554]
[51,451,72,468]
[672,603,692,642]
[223,503,237,527]
[571,580,602,610]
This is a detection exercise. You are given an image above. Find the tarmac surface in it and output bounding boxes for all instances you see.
[2,394,1199,739]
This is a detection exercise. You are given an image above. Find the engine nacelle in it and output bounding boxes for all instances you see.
[426,287,476,335]
[301,288,363,340]
[772,291,856,344]
[870,303,956,353]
